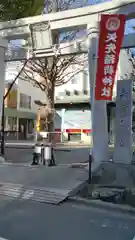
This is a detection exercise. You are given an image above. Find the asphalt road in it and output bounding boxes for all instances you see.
[0,196,134,240]
[4,147,91,165]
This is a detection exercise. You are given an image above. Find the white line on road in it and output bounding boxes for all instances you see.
[132,237,135,240]
[0,237,9,240]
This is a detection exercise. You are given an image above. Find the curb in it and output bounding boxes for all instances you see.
[0,237,9,240]
[0,156,7,164]
[5,145,34,149]
[68,196,135,215]
[69,181,88,196]
[4,145,88,150]
[0,162,31,167]
[69,163,88,168]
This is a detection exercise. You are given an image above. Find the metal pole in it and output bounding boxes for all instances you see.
[88,153,92,184]
[61,108,65,142]
[1,97,5,156]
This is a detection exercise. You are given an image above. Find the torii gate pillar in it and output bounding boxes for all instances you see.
[0,37,8,119]
[88,21,109,169]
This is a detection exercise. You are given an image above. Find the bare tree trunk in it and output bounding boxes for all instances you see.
[46,81,55,141]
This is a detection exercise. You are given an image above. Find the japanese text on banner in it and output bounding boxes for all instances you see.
[95,14,126,100]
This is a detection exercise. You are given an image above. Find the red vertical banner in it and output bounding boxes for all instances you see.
[95,14,126,101]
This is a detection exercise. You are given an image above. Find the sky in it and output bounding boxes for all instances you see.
[88,0,135,34]
[88,0,135,53]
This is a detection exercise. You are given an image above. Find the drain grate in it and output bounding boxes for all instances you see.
[0,182,68,204]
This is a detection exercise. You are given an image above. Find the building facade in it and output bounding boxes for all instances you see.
[3,63,46,140]
[3,48,134,142]
[54,49,134,142]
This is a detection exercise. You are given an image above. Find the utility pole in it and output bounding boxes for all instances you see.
[0,60,28,157]
[1,97,5,156]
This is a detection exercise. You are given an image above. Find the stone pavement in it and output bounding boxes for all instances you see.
[0,164,88,204]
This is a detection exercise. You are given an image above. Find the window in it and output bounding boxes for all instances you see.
[83,70,88,91]
[0,117,6,130]
[27,119,34,133]
[7,89,17,108]
[8,117,17,131]
[71,77,77,84]
[58,92,65,97]
[20,93,31,109]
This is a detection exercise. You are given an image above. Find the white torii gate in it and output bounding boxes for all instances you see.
[0,0,134,61]
[0,0,135,40]
[0,0,135,170]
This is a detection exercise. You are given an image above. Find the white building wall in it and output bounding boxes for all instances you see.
[55,71,86,97]
[55,49,134,133]
[17,79,46,113]
[5,61,46,114]
[56,49,133,97]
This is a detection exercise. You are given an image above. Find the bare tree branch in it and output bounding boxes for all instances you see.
[4,59,28,99]
[19,52,87,90]
[14,0,88,134]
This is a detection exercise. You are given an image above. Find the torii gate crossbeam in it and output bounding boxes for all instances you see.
[4,32,135,62]
[0,0,135,40]
[0,0,135,62]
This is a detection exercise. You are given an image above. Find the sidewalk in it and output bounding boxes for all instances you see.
[0,164,88,204]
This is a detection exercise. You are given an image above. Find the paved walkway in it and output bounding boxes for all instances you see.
[0,164,88,203]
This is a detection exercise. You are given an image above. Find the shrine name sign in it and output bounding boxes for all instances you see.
[95,14,126,101]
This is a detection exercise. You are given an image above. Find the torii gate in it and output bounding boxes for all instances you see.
[0,0,135,170]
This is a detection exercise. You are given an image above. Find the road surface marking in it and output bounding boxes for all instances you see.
[0,237,9,240]
[22,190,34,199]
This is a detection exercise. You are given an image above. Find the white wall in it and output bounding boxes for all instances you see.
[54,49,134,132]
[55,71,87,97]
[56,49,134,99]
[55,109,92,130]
[5,61,47,114]
[55,55,87,97]
[17,79,46,113]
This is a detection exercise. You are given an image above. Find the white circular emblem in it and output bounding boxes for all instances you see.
[106,17,120,31]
